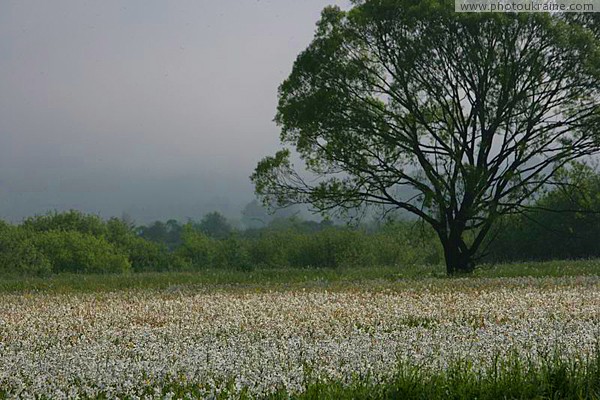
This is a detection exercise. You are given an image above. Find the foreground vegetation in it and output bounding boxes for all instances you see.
[150,353,600,400]
[40,351,599,399]
[1,273,599,399]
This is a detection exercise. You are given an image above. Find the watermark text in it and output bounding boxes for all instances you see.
[456,0,599,12]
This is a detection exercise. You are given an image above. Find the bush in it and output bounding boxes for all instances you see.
[33,230,131,274]
[119,236,172,272]
[374,222,442,266]
[243,222,441,270]
[0,223,51,276]
[485,163,600,263]
[106,218,172,272]
[197,211,233,239]
[22,210,108,237]
[286,229,372,268]
[247,231,292,268]
[174,225,216,269]
[0,211,446,276]
[215,236,253,271]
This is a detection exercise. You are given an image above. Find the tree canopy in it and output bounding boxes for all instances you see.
[252,0,600,274]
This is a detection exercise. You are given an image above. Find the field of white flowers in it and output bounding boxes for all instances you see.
[0,276,599,399]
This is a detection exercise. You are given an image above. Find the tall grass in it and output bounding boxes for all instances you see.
[281,351,600,399]
[88,349,600,399]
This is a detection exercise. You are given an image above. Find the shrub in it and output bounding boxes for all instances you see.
[247,231,292,268]
[486,164,600,263]
[119,236,171,272]
[22,210,108,236]
[215,236,253,271]
[106,218,172,272]
[0,223,51,276]
[197,211,233,239]
[33,230,131,274]
[174,225,216,269]
[287,229,372,268]
[0,211,447,276]
[375,222,442,266]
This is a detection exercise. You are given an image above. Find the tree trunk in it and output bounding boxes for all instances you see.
[442,237,475,275]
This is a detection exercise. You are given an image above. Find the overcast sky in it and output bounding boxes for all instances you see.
[0,0,349,223]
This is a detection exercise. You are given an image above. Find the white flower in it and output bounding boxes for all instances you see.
[0,276,598,398]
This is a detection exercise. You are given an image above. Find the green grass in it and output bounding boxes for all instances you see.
[276,353,600,400]
[73,350,600,399]
[474,259,600,278]
[280,354,600,400]
[0,259,599,294]
[0,264,440,294]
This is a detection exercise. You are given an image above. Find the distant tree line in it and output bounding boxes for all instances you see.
[0,165,599,276]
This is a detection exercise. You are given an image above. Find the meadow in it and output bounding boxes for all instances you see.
[1,261,599,399]
[3,0,600,398]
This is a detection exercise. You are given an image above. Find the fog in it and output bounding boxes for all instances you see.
[0,0,349,223]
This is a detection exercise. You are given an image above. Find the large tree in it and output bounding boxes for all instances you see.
[252,0,600,274]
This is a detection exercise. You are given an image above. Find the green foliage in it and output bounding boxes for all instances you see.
[33,230,130,274]
[0,209,443,276]
[3,192,600,277]
[253,0,600,274]
[247,231,293,268]
[137,219,183,249]
[175,224,217,269]
[263,351,600,400]
[197,211,233,239]
[487,163,600,262]
[0,222,51,276]
[32,345,598,399]
[244,223,440,269]
[116,236,171,273]
[106,218,172,272]
[215,236,253,271]
[0,211,166,275]
[376,221,442,266]
[155,217,441,271]
[288,229,373,268]
[22,210,108,236]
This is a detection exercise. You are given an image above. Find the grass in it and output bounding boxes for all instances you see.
[474,259,600,278]
[0,264,441,294]
[277,352,600,400]
[0,258,598,294]
[90,350,600,399]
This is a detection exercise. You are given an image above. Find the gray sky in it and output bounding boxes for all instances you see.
[0,0,349,223]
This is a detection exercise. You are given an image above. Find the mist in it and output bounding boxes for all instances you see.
[0,0,349,223]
